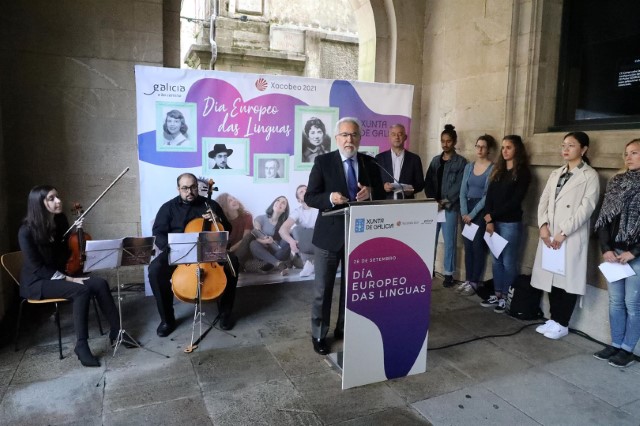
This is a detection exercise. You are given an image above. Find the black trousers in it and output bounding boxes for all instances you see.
[311,246,345,339]
[148,251,239,323]
[40,276,119,342]
[549,286,578,327]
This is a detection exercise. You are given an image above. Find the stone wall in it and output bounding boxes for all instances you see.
[0,0,168,291]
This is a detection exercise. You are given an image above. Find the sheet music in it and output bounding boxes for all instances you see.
[199,231,229,263]
[462,223,479,241]
[84,239,122,272]
[168,233,199,265]
[598,262,636,283]
[541,239,566,275]
[121,236,156,266]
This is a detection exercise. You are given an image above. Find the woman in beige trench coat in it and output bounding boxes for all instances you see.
[531,132,600,340]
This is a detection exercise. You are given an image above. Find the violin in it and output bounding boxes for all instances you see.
[62,167,130,274]
[66,203,92,276]
[171,179,228,303]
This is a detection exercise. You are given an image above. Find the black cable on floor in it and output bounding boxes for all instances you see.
[428,322,544,351]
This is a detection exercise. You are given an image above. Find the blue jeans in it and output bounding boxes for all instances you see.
[608,253,640,353]
[491,221,522,295]
[436,209,458,276]
[463,198,487,282]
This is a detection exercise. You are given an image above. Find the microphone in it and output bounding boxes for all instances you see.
[371,156,406,200]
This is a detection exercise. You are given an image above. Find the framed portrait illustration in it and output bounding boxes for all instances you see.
[155,102,198,152]
[294,106,339,171]
[254,154,289,183]
[201,138,250,176]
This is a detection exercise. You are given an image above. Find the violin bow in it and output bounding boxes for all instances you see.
[63,167,130,237]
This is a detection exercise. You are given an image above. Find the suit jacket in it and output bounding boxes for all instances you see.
[375,149,425,199]
[304,151,385,251]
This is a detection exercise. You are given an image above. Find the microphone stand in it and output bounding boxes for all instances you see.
[371,156,406,200]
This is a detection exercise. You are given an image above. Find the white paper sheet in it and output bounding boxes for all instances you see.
[598,262,636,283]
[168,232,199,265]
[483,231,508,258]
[541,239,566,275]
[437,210,446,223]
[462,223,479,241]
[84,239,122,272]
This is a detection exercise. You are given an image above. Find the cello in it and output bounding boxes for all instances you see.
[171,179,228,303]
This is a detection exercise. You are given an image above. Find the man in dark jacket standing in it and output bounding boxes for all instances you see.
[304,117,385,355]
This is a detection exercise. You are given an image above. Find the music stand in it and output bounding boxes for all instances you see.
[168,231,229,353]
[84,237,168,358]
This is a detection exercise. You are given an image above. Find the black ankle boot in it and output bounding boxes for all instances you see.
[74,341,100,367]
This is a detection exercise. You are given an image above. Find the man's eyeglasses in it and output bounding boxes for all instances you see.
[179,185,198,192]
[338,132,359,139]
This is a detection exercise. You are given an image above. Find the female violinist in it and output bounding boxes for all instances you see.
[18,185,122,367]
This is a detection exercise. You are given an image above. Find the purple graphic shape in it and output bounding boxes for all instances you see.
[138,131,197,167]
[348,237,431,379]
[329,80,413,149]
[138,78,306,170]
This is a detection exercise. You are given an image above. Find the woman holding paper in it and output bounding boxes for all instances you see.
[250,195,292,274]
[458,134,496,296]
[18,185,122,367]
[531,132,599,340]
[482,135,531,313]
[593,138,640,367]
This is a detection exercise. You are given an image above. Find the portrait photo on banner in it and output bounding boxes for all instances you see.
[155,101,197,152]
[202,138,249,175]
[294,105,339,171]
[254,154,289,183]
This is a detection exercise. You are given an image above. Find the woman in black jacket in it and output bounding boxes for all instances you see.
[18,185,122,367]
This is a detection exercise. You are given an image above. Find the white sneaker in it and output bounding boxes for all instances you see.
[536,319,557,335]
[460,283,476,296]
[455,281,468,292]
[544,322,569,340]
[299,260,315,277]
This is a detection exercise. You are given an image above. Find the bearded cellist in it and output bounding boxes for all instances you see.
[148,173,239,337]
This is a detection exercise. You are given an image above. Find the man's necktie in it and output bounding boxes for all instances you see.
[346,158,358,201]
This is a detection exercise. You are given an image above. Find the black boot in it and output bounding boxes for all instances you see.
[74,340,100,367]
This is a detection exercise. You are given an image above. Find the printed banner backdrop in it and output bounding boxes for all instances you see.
[342,201,437,389]
[135,65,414,287]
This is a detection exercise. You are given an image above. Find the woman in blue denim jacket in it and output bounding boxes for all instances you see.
[457,135,496,295]
[425,124,467,287]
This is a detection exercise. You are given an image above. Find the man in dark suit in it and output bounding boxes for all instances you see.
[375,124,425,199]
[304,117,385,355]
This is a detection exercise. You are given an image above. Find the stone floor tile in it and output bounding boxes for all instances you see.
[484,367,638,425]
[386,351,475,403]
[194,344,288,393]
[0,372,105,424]
[103,396,211,425]
[267,336,332,378]
[336,406,431,425]
[292,370,406,424]
[203,379,321,425]
[543,354,640,407]
[412,385,540,426]
[437,339,535,382]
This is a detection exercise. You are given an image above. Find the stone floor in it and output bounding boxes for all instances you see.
[0,276,639,425]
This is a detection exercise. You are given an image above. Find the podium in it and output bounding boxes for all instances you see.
[325,199,438,389]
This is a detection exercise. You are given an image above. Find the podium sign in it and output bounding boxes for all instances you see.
[341,200,437,389]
